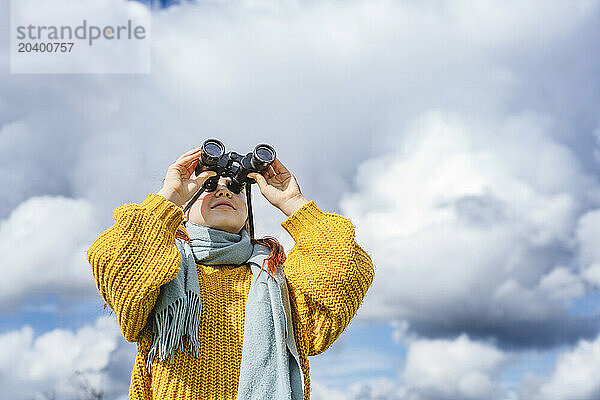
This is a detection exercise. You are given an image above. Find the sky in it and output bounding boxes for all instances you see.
[1,0,600,399]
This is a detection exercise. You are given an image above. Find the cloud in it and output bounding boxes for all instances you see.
[311,381,350,400]
[400,334,508,400]
[0,316,134,400]
[576,209,600,288]
[1,0,598,220]
[0,195,104,312]
[343,110,600,347]
[313,376,406,400]
[522,334,600,400]
[312,334,510,400]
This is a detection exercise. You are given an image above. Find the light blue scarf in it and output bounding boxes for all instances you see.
[145,222,303,399]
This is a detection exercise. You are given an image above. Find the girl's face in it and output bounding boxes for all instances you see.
[186,176,248,235]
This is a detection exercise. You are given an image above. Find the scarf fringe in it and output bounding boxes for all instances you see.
[145,290,202,375]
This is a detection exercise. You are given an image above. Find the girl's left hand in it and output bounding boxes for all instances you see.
[248,158,309,217]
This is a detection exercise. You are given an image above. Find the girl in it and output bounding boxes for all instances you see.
[87,146,374,399]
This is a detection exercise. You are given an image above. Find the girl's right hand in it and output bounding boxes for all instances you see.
[157,147,217,207]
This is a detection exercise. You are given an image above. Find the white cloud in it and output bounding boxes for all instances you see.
[312,376,407,400]
[582,264,600,288]
[0,316,133,400]
[311,334,511,400]
[0,195,102,311]
[538,267,585,301]
[401,334,508,400]
[1,0,598,220]
[523,334,600,400]
[311,381,349,400]
[439,0,597,46]
[341,110,600,345]
[576,209,600,288]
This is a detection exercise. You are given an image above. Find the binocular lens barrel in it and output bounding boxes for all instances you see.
[252,144,276,171]
[201,139,225,166]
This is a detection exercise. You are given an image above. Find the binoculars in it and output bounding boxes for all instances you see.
[194,139,277,194]
[182,139,277,238]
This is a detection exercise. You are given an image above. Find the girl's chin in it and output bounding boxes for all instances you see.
[204,217,243,228]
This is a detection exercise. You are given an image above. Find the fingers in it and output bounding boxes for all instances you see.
[266,165,276,178]
[196,170,216,177]
[257,159,288,181]
[170,150,204,178]
[174,147,203,166]
[271,158,289,174]
[187,157,203,176]
[180,146,202,157]
[248,172,267,189]
[192,170,217,186]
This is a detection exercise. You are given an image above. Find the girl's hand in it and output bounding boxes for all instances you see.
[157,147,217,207]
[248,158,309,217]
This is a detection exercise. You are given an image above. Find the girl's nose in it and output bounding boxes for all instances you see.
[215,178,233,197]
[215,189,233,198]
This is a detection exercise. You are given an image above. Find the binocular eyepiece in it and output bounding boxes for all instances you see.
[195,139,277,194]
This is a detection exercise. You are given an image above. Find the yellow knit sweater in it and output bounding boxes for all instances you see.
[87,193,374,399]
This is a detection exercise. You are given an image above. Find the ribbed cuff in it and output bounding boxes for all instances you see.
[141,193,184,233]
[281,200,326,239]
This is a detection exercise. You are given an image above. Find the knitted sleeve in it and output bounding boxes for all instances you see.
[87,193,184,343]
[281,200,375,356]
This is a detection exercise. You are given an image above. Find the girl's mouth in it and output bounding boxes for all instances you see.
[212,204,235,210]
